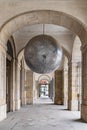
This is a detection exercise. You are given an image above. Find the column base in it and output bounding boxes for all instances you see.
[22,98,27,106]
[15,99,20,110]
[54,99,63,105]
[10,100,16,111]
[0,104,6,121]
[68,100,78,111]
[81,104,87,122]
[26,98,33,105]
[64,99,68,106]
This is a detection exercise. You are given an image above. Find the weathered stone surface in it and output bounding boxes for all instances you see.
[54,70,63,105]
[68,61,79,111]
[25,70,33,104]
[63,57,68,106]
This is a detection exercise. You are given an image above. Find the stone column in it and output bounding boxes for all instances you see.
[21,67,26,106]
[0,43,7,121]
[36,81,40,98]
[25,70,33,104]
[54,70,63,105]
[33,75,37,102]
[81,44,87,122]
[49,83,51,98]
[49,78,54,100]
[63,68,68,107]
[34,80,39,100]
[10,59,16,111]
[68,61,79,111]
[15,60,21,110]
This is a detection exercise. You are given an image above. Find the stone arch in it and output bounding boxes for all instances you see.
[6,36,16,112]
[0,10,87,48]
[72,36,81,61]
[62,47,70,60]
[0,9,87,122]
[38,74,51,84]
[8,36,16,58]
[17,49,24,63]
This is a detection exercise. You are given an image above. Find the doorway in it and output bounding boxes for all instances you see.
[6,39,13,112]
[6,59,11,112]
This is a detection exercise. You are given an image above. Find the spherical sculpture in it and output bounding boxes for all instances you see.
[24,35,63,74]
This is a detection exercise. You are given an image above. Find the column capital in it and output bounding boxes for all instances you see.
[63,68,68,72]
[68,60,81,67]
[15,59,21,69]
[55,69,63,72]
[81,44,87,54]
[21,67,26,71]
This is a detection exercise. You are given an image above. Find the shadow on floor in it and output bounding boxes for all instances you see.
[72,119,86,123]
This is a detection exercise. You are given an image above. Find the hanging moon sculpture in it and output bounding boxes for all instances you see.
[24,35,63,74]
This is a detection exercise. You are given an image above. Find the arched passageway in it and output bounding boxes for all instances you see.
[0,10,87,122]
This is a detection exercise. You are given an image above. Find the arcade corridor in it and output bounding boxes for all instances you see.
[0,2,87,130]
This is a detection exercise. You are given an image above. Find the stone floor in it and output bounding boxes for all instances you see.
[0,98,87,130]
[34,96,53,104]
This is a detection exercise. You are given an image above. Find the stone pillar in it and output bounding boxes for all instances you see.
[63,68,68,107]
[15,60,21,110]
[34,80,39,100]
[33,75,37,102]
[49,83,51,98]
[25,70,33,104]
[33,80,40,103]
[68,61,79,111]
[10,59,16,111]
[21,67,26,106]
[54,70,63,105]
[36,81,40,98]
[49,78,54,100]
[81,44,87,122]
[0,43,7,121]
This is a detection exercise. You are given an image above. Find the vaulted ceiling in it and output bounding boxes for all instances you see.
[13,24,75,56]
